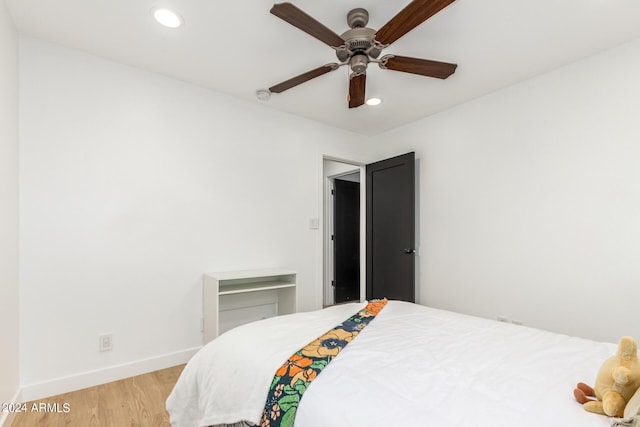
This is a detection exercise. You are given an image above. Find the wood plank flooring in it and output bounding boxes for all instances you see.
[11,365,184,427]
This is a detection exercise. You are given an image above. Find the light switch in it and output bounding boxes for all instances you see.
[309,218,319,229]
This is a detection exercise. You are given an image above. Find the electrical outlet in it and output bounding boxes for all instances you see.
[99,333,113,352]
[512,319,524,326]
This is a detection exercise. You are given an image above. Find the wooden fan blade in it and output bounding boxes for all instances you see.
[348,73,366,109]
[380,55,457,79]
[269,64,339,93]
[375,0,455,46]
[271,3,345,48]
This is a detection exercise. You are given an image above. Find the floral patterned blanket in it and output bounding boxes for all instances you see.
[258,299,388,427]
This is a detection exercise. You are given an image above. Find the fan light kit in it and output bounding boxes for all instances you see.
[152,8,184,28]
[266,0,458,109]
[366,97,382,106]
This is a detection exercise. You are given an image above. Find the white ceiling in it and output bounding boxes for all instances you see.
[6,0,640,135]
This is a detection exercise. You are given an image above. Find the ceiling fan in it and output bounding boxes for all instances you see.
[267,0,458,108]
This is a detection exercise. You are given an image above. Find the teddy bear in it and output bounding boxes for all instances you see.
[574,336,640,417]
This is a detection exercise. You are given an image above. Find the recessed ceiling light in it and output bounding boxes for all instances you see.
[366,97,382,106]
[153,8,184,28]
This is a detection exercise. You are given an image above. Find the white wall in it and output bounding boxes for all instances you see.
[0,0,20,424]
[18,38,369,398]
[372,38,640,343]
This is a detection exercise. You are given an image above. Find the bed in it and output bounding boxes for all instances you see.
[166,300,619,427]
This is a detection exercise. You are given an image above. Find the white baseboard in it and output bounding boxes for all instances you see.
[0,410,16,427]
[1,388,22,427]
[20,347,201,402]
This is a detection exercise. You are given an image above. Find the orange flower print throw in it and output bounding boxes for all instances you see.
[259,299,388,427]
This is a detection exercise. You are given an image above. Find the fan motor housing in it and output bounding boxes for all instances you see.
[336,27,377,63]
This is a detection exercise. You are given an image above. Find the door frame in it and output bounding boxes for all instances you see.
[319,155,367,308]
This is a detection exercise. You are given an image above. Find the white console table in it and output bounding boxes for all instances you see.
[203,268,297,343]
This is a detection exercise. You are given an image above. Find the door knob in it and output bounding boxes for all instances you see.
[403,248,415,254]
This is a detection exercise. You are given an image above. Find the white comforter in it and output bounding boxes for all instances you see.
[167,301,617,427]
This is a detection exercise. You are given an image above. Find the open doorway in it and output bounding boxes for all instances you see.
[323,159,363,307]
[320,152,416,308]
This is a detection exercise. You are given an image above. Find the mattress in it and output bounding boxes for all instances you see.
[166,300,616,427]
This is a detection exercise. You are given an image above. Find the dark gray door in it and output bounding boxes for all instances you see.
[333,179,360,303]
[366,152,415,302]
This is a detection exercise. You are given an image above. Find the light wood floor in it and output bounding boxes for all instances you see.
[11,364,185,427]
